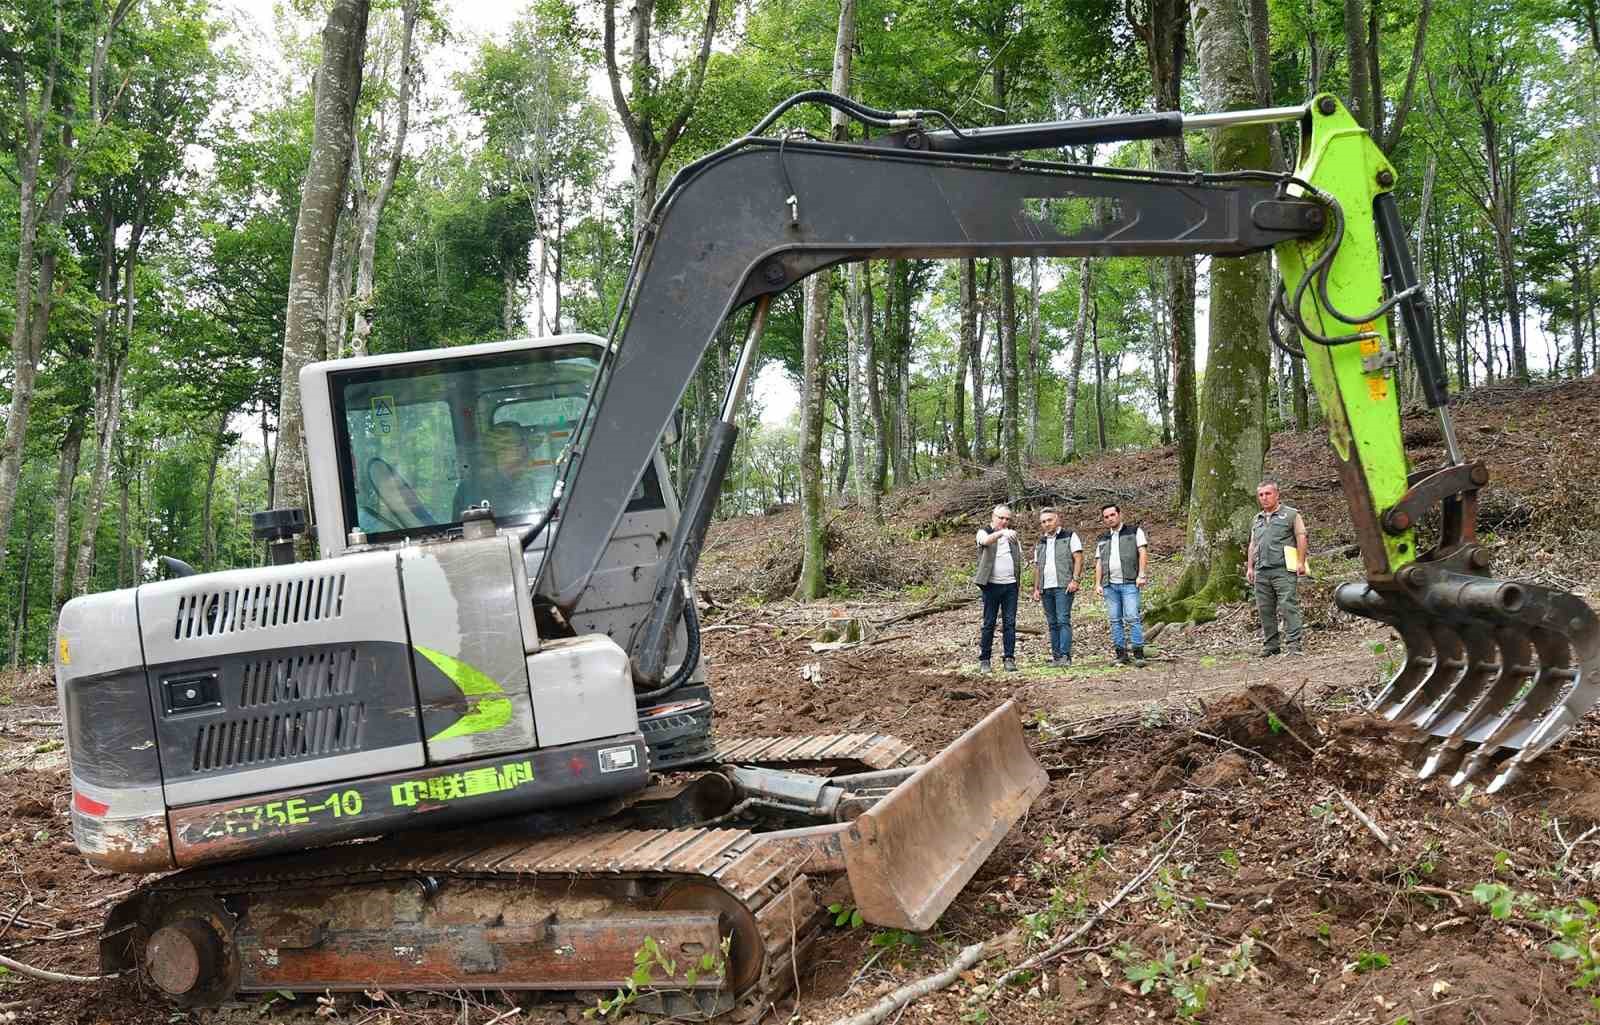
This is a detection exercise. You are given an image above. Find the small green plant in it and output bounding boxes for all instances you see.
[1218,849,1241,872]
[867,928,922,966]
[1021,885,1086,946]
[1493,849,1514,876]
[1265,712,1285,735]
[1351,950,1391,974]
[1370,641,1387,655]
[828,902,865,929]
[1112,944,1211,1020]
[1539,899,1600,1008]
[586,935,731,1018]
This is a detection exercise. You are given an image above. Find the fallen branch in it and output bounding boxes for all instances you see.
[1335,790,1396,852]
[824,941,987,1025]
[976,817,1189,999]
[0,952,105,984]
[873,598,972,629]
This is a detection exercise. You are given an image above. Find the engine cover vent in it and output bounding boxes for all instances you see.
[192,702,366,772]
[173,573,346,642]
[238,648,359,708]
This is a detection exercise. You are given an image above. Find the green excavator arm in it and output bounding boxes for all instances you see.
[1276,96,1600,791]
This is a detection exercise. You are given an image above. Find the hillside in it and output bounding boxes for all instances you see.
[1,381,1599,1024]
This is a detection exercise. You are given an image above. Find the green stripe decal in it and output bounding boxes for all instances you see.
[414,646,514,742]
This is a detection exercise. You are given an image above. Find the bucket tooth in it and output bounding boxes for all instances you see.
[1342,569,1600,788]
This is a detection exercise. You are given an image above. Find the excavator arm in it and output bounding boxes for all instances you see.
[538,92,1599,789]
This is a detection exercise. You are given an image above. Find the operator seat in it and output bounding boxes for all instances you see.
[366,456,434,529]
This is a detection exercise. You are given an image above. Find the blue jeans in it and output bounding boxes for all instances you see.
[979,581,1018,661]
[1104,582,1144,649]
[1040,587,1074,659]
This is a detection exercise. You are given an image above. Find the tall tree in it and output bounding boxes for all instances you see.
[1129,0,1198,501]
[601,0,720,235]
[0,0,135,593]
[275,0,370,522]
[1157,0,1272,622]
[349,0,419,356]
[795,0,855,599]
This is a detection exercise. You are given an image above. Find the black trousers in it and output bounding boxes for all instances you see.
[979,581,1019,660]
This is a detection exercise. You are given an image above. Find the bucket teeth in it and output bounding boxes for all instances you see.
[1336,570,1600,788]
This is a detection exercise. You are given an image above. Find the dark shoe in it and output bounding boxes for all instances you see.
[1003,658,1018,672]
[1114,647,1131,665]
[1260,648,1281,658]
[978,660,993,674]
[1285,645,1304,656]
[1132,646,1148,667]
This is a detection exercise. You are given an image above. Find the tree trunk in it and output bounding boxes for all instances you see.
[49,411,85,615]
[795,273,830,599]
[847,261,878,520]
[604,0,719,240]
[1157,0,1273,623]
[323,191,355,360]
[1025,256,1042,460]
[1344,0,1372,132]
[202,415,228,568]
[999,253,1022,495]
[11,509,36,671]
[349,0,417,357]
[1133,0,1199,501]
[969,261,989,463]
[866,265,890,514]
[1090,298,1107,452]
[1062,261,1093,457]
[954,259,975,465]
[897,345,913,482]
[73,204,144,601]
[276,0,370,537]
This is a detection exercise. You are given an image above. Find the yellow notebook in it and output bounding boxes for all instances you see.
[1284,548,1302,572]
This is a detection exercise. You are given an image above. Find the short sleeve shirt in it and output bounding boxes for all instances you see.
[977,528,1017,584]
[1106,527,1148,583]
[1037,532,1083,589]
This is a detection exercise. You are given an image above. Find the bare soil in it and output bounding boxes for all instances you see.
[6,381,1600,1024]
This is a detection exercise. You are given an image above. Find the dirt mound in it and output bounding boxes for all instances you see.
[1192,683,1324,761]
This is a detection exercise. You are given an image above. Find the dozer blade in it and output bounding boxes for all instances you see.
[840,700,1047,931]
[1338,569,1600,792]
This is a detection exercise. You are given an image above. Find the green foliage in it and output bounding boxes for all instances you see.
[1112,944,1211,1020]
[1351,950,1392,973]
[585,934,731,1018]
[828,902,865,929]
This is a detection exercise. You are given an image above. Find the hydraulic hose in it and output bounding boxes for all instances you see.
[634,577,702,704]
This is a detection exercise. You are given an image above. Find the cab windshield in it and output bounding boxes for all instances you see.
[330,345,600,540]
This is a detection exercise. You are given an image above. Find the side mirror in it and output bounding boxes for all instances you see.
[661,408,684,448]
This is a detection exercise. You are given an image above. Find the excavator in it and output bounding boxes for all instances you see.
[53,93,1598,1014]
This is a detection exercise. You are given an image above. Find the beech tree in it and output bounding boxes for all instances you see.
[274,0,369,522]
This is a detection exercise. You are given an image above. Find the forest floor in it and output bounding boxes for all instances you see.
[5,379,1600,1024]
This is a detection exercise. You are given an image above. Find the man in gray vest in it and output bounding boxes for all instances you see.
[1093,503,1148,666]
[1248,480,1309,656]
[974,503,1022,673]
[1032,507,1083,666]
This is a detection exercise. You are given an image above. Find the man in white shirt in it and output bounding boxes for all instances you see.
[1032,507,1083,666]
[973,504,1022,673]
[1093,503,1149,666]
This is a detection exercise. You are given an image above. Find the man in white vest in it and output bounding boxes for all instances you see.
[1032,507,1083,666]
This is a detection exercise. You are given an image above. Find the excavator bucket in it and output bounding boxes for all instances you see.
[1338,572,1600,792]
[840,700,1048,930]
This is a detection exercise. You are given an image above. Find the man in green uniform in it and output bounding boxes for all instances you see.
[1247,480,1310,656]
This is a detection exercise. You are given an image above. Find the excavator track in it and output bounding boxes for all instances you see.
[101,731,926,1014]
[105,822,838,1017]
